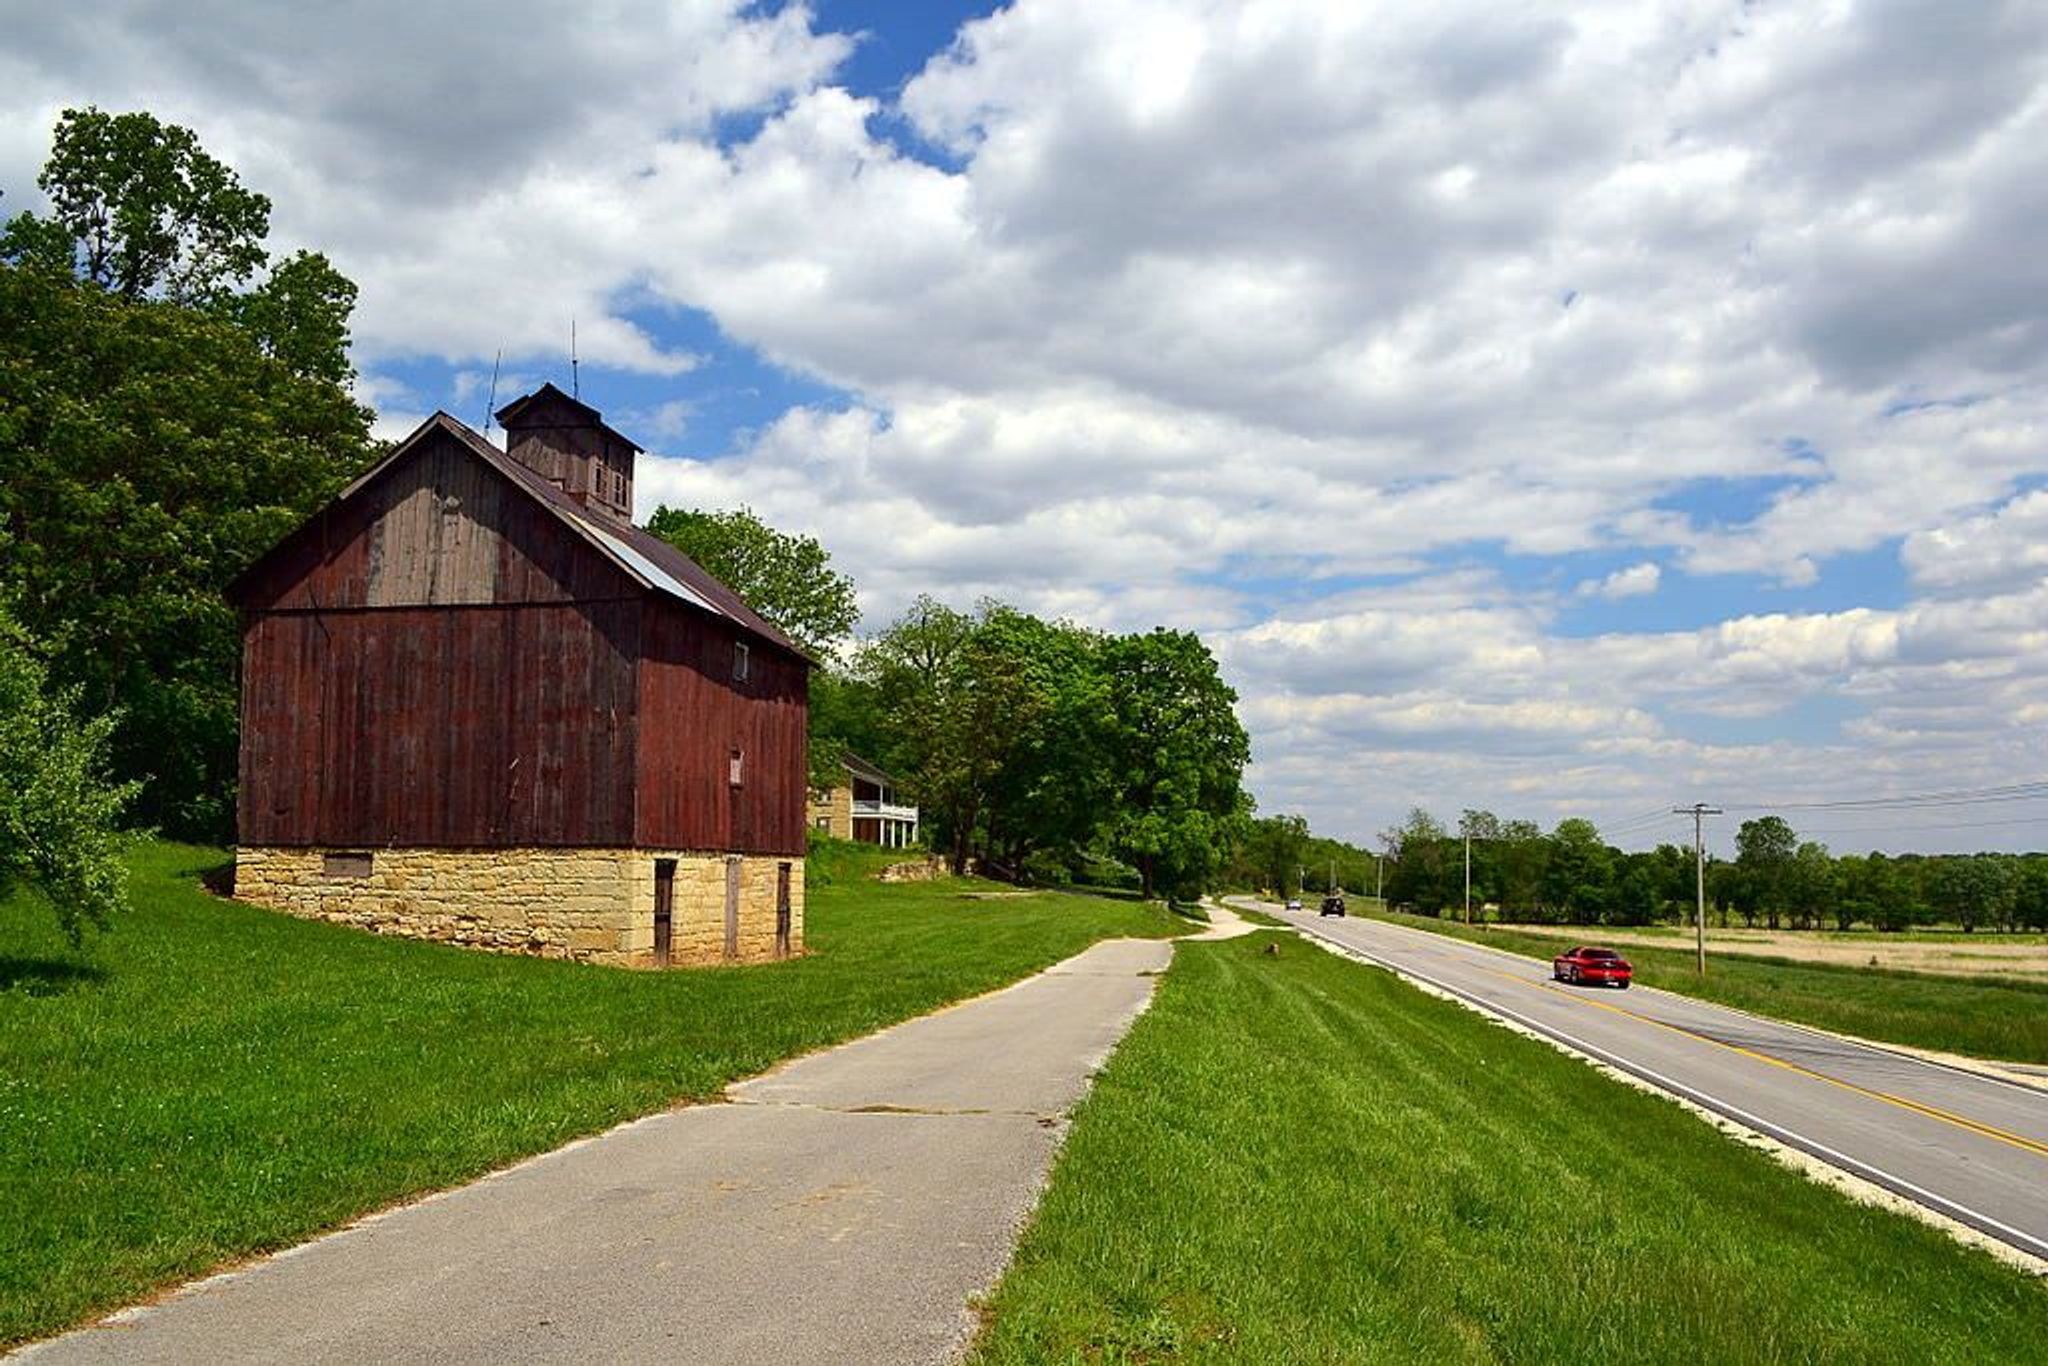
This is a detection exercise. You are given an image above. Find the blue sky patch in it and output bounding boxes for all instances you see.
[1652,470,1814,530]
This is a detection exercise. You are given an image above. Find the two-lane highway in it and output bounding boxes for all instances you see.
[1260,902,2048,1265]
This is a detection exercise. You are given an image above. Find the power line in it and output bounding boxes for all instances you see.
[1797,813,2048,837]
[1604,805,1679,829]
[1720,781,2048,813]
[1606,811,1681,831]
[1603,810,1686,838]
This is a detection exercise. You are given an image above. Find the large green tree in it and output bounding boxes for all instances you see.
[1,108,375,838]
[973,610,1114,877]
[1787,841,1839,931]
[0,608,140,942]
[855,594,975,852]
[1,107,270,303]
[854,599,1124,879]
[857,604,1249,896]
[227,249,360,387]
[915,605,1061,876]
[4,109,358,392]
[1233,813,1312,895]
[1926,855,2013,934]
[1857,853,1922,933]
[1735,816,1799,929]
[1096,629,1250,900]
[1541,818,1612,920]
[1383,808,1455,913]
[2014,860,2048,933]
[1611,857,1661,925]
[1495,819,1548,915]
[0,264,373,837]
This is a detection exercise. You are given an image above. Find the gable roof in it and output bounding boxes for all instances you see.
[494,382,643,452]
[228,411,805,660]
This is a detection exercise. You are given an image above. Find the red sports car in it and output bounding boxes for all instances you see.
[1552,946,1632,988]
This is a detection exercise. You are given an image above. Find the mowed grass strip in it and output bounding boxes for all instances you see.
[973,932,2048,1365]
[1362,908,2048,1065]
[0,840,1183,1347]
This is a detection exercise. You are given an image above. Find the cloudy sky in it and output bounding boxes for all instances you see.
[7,0,2047,855]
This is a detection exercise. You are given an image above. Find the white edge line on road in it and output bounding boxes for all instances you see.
[1275,914,2048,1275]
[1269,901,2048,1100]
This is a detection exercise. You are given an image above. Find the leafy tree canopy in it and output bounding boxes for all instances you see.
[226,250,360,388]
[1736,816,1798,869]
[0,251,373,838]
[3,106,270,304]
[1097,628,1251,899]
[843,599,1249,898]
[3,107,357,388]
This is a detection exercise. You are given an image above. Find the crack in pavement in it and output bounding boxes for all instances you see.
[726,1099,1061,1120]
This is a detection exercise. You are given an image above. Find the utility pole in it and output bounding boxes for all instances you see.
[1674,804,1722,975]
[1464,828,1472,925]
[1374,854,1383,902]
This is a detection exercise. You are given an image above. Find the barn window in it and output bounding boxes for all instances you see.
[733,641,751,682]
[322,851,374,880]
[729,748,745,786]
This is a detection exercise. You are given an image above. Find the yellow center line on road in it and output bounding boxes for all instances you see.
[1470,964,2048,1163]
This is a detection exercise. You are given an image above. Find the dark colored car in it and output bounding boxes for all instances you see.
[1552,946,1632,988]
[1319,893,1347,917]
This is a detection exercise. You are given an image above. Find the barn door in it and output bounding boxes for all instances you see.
[653,860,675,967]
[724,855,742,961]
[776,862,792,959]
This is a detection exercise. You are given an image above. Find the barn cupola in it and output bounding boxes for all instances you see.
[494,382,641,524]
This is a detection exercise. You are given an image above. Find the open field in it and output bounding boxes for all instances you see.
[1489,922,2048,982]
[0,840,1183,1348]
[1365,907,2048,1066]
[972,931,2048,1364]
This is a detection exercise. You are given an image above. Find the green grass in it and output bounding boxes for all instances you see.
[0,841,1183,1347]
[973,932,2048,1364]
[1358,908,2048,1065]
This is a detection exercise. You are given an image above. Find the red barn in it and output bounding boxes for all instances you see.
[229,384,809,966]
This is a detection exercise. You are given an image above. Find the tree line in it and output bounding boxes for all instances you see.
[1220,813,1383,899]
[1365,808,2048,933]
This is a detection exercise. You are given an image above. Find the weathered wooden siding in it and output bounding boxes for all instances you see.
[238,428,628,612]
[238,601,639,846]
[635,601,807,856]
[504,425,633,522]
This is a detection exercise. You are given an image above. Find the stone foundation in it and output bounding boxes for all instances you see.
[234,847,805,968]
